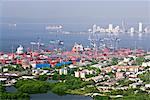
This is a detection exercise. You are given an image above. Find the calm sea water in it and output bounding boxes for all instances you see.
[0,23,150,52]
[30,93,92,100]
[5,86,92,100]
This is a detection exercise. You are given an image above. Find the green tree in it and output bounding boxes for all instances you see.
[135,57,145,65]
[138,72,150,83]
[94,96,110,100]
[111,58,118,65]
[51,83,68,95]
[39,74,48,81]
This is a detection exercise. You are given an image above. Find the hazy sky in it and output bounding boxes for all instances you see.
[1,0,150,24]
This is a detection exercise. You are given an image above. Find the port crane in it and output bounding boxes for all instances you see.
[49,40,64,51]
[30,37,44,51]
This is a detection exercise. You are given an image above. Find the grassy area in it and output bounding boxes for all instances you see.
[66,86,98,95]
[113,94,150,100]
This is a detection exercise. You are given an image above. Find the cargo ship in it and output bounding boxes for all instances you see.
[45,25,63,30]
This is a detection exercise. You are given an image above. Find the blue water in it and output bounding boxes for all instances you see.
[0,23,150,52]
[30,93,92,100]
[5,86,92,100]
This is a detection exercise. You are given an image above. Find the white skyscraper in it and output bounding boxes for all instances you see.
[138,22,143,33]
[108,24,113,31]
[93,24,97,33]
[130,27,135,33]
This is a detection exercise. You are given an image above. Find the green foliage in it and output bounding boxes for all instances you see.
[42,68,51,70]
[68,68,77,74]
[38,74,48,81]
[15,80,54,94]
[51,73,68,80]
[115,94,150,100]
[15,75,95,96]
[0,85,5,93]
[94,95,110,100]
[96,68,101,74]
[51,76,95,95]
[84,86,98,93]
[111,58,118,65]
[85,74,96,78]
[4,64,25,72]
[110,88,142,96]
[66,86,98,95]
[138,72,150,83]
[0,85,29,100]
[91,60,98,65]
[107,72,114,78]
[130,57,134,61]
[65,76,84,89]
[135,57,145,65]
[1,92,30,100]
[51,83,68,95]
[52,73,60,80]
[118,79,133,86]
[86,66,96,70]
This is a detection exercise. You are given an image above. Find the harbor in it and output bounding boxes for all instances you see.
[1,0,150,100]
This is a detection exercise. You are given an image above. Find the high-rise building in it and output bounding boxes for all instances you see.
[93,24,97,33]
[130,27,135,33]
[108,24,113,31]
[122,20,126,32]
[139,22,143,32]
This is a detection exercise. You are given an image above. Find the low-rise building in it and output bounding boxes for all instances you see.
[116,72,124,79]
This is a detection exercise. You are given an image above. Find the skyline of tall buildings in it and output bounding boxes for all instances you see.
[89,21,150,34]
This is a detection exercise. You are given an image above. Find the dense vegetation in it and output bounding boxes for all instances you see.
[93,95,110,100]
[52,76,96,95]
[15,80,54,94]
[3,64,25,72]
[14,76,96,96]
[0,85,30,100]
[108,88,150,100]
[111,58,119,65]
[115,94,150,100]
[51,73,67,80]
[117,79,133,86]
[66,86,98,95]
[38,74,48,81]
[92,88,150,100]
[138,72,150,83]
[135,57,145,65]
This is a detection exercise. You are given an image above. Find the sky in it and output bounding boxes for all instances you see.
[0,0,150,24]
